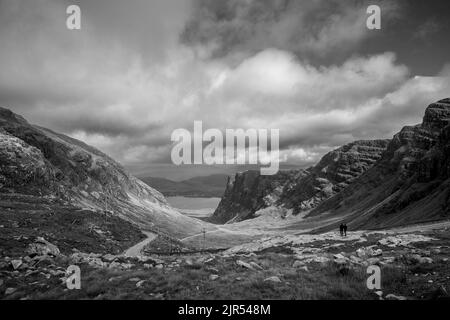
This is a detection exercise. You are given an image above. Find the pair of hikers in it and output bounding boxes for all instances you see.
[339,223,348,237]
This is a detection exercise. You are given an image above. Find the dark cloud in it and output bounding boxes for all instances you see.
[415,19,441,40]
[181,0,401,65]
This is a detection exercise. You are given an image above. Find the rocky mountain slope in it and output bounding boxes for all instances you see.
[310,98,450,230]
[0,107,206,238]
[279,140,391,213]
[209,170,305,223]
[211,140,389,224]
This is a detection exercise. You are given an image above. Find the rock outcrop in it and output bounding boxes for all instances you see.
[211,140,389,224]
[0,107,206,237]
[279,140,390,213]
[210,170,306,223]
[311,98,450,229]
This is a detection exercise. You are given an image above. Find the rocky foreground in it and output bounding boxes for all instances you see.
[1,221,449,300]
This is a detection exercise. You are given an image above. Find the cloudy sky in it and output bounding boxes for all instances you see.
[1,0,449,180]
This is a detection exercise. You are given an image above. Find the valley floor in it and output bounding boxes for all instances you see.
[1,214,450,300]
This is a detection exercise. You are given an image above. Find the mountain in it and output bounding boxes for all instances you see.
[139,174,228,198]
[211,140,390,224]
[279,140,391,213]
[310,98,450,230]
[0,107,206,238]
[209,170,304,223]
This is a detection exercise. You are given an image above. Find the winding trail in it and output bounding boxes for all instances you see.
[123,231,157,257]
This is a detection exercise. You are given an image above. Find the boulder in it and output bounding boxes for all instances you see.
[356,248,367,258]
[334,258,348,266]
[11,259,22,270]
[5,288,16,295]
[385,294,407,300]
[236,260,255,270]
[349,255,363,265]
[333,253,346,260]
[249,262,263,270]
[128,277,141,282]
[374,290,383,300]
[264,276,282,283]
[372,249,383,257]
[206,267,219,273]
[333,253,348,266]
[420,257,433,264]
[292,260,305,268]
[27,237,60,256]
[313,256,330,264]
[102,254,117,262]
[299,266,309,272]
[70,252,105,268]
[407,254,433,265]
[31,255,54,267]
[356,247,382,258]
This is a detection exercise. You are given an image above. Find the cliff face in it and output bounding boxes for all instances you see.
[0,107,205,238]
[311,98,450,230]
[210,170,306,223]
[279,140,390,213]
[211,140,389,224]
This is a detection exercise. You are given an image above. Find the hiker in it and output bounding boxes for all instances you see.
[343,224,348,237]
[339,224,344,237]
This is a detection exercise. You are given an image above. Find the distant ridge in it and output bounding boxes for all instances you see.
[139,174,228,198]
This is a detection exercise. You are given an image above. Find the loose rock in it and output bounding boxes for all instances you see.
[264,276,282,283]
[236,260,255,270]
[385,294,407,300]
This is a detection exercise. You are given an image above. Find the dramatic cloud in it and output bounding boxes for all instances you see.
[181,0,401,63]
[0,0,449,179]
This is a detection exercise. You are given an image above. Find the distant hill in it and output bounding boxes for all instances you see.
[139,175,228,198]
